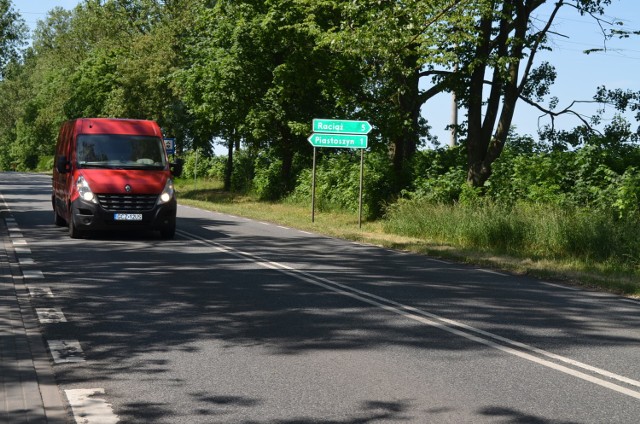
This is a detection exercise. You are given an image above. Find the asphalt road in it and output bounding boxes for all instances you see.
[2,172,640,423]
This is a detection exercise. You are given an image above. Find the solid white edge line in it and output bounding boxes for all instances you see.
[541,281,581,291]
[477,268,508,277]
[289,266,640,391]
[177,229,640,400]
[65,388,119,424]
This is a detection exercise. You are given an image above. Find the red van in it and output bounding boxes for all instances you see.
[52,118,182,239]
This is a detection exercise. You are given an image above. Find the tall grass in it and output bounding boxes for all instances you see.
[384,200,640,268]
[175,179,640,295]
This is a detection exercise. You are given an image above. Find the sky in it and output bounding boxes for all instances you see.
[11,0,640,147]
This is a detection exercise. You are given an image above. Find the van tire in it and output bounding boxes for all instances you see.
[69,218,84,239]
[54,209,66,227]
[160,220,176,240]
[53,196,66,226]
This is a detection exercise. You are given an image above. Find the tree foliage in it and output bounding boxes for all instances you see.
[0,0,26,77]
[0,0,638,217]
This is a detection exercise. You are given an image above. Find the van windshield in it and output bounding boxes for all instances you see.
[77,134,167,170]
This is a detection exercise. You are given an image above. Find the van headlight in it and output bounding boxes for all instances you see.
[76,176,97,203]
[158,178,175,204]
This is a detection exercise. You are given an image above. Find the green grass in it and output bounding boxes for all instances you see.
[175,178,640,298]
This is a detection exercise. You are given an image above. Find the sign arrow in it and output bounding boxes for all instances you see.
[312,119,372,135]
[307,133,368,149]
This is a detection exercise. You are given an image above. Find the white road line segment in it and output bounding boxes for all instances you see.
[178,229,640,400]
[47,340,86,363]
[36,308,67,324]
[541,281,581,291]
[65,389,119,424]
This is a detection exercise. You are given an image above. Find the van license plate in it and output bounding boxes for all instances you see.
[114,213,143,221]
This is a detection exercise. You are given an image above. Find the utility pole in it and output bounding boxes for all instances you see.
[450,62,458,148]
[450,92,458,147]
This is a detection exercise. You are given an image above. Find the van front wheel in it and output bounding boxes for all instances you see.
[54,210,66,227]
[160,219,176,240]
[69,218,84,239]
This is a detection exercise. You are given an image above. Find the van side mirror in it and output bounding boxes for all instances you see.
[56,155,70,174]
[170,158,184,178]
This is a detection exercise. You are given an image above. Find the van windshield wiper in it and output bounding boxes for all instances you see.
[78,162,164,170]
[78,162,109,168]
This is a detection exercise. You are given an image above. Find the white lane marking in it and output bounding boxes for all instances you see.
[178,229,640,400]
[427,258,452,264]
[23,270,45,279]
[299,231,312,235]
[11,238,28,246]
[277,225,290,230]
[36,308,67,324]
[47,340,85,363]
[29,287,54,298]
[14,246,32,255]
[18,257,35,265]
[65,389,119,424]
[477,268,508,276]
[254,257,640,391]
[541,281,581,291]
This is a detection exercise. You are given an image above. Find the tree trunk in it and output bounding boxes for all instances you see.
[224,137,233,191]
[391,54,421,189]
[466,2,524,188]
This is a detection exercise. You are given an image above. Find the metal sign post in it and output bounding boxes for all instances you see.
[359,149,364,228]
[311,147,317,223]
[308,118,371,228]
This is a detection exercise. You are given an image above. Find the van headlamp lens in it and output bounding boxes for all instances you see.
[76,176,97,203]
[158,179,174,204]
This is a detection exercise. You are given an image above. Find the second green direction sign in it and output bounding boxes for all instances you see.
[313,119,372,135]
[308,133,368,149]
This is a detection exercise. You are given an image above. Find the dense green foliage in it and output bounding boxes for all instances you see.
[2,0,638,180]
[0,0,26,76]
[1,0,640,272]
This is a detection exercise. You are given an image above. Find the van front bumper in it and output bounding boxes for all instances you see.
[70,196,177,232]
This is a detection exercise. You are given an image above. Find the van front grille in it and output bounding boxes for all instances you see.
[97,194,158,212]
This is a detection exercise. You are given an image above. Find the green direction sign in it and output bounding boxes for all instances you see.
[313,119,372,135]
[308,133,368,149]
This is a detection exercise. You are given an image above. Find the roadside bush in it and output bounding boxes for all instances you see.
[37,156,54,172]
[287,150,394,219]
[181,149,214,180]
[487,151,570,206]
[230,149,256,192]
[407,146,466,203]
[253,155,285,200]
[205,155,227,180]
[610,167,640,219]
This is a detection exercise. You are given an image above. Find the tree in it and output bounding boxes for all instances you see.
[180,0,357,195]
[178,0,263,190]
[456,0,624,188]
[0,0,27,77]
[327,0,630,189]
[0,0,194,169]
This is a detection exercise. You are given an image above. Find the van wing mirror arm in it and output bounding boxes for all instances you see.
[56,155,70,174]
[170,158,184,178]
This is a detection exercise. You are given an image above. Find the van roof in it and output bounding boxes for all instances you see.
[75,118,161,137]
